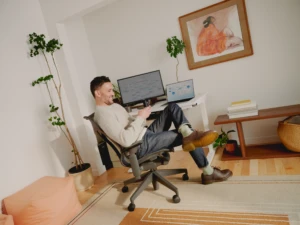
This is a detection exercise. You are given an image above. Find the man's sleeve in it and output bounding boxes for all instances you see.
[98,111,145,147]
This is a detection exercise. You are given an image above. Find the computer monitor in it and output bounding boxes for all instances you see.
[117,70,165,107]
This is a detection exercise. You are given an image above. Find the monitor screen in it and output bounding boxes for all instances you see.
[117,70,165,106]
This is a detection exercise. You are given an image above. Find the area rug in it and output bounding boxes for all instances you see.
[68,175,300,225]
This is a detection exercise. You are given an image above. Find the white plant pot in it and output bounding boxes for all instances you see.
[68,163,94,192]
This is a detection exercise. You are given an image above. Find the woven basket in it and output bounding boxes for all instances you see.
[277,115,300,152]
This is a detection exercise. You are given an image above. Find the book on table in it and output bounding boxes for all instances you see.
[230,99,251,106]
[227,99,258,119]
[227,110,258,119]
[227,100,257,113]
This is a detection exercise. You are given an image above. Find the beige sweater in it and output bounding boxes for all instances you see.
[94,104,147,147]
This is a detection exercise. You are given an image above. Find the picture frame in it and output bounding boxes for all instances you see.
[179,0,253,70]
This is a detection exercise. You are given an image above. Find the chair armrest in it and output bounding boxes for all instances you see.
[129,154,141,180]
[122,140,142,152]
[122,141,142,180]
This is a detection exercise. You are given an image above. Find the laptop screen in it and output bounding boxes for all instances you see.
[166,79,195,103]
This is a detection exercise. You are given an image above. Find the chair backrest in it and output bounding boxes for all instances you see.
[84,113,122,160]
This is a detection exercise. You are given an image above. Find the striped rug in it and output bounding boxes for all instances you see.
[69,175,300,225]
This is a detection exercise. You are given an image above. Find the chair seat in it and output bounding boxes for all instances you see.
[121,149,171,168]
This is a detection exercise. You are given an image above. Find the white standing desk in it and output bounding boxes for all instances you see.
[129,93,216,164]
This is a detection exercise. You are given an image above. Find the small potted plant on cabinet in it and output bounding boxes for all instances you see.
[213,128,238,154]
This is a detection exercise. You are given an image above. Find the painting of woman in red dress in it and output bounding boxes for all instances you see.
[197,16,243,56]
[179,0,253,69]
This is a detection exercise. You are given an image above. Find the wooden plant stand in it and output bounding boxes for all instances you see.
[214,104,300,160]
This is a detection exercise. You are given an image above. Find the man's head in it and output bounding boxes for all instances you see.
[90,76,115,105]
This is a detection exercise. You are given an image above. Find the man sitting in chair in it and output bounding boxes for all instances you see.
[90,76,232,184]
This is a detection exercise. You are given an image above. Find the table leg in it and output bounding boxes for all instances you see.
[236,122,246,157]
[199,102,214,164]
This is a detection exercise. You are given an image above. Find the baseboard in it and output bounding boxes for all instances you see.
[92,165,106,176]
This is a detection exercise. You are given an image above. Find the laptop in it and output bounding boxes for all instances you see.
[164,79,195,105]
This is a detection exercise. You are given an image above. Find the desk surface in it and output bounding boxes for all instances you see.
[129,93,207,116]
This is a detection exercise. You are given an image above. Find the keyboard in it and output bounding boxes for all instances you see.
[161,98,193,107]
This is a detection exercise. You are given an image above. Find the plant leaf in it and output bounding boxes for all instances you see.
[227,130,236,134]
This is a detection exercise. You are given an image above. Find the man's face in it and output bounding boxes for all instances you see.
[95,82,115,105]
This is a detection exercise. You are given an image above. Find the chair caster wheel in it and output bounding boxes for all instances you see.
[172,195,180,203]
[128,203,135,211]
[182,173,189,181]
[122,186,129,193]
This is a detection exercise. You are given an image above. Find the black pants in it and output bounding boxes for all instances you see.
[137,103,209,168]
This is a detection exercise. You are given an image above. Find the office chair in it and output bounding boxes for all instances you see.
[84,113,189,212]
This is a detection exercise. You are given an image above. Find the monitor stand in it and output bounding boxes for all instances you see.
[142,99,150,107]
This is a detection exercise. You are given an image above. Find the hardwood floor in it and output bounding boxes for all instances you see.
[77,148,300,204]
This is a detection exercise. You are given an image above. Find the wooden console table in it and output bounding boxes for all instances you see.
[214,104,300,160]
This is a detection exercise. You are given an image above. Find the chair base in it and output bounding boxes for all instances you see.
[122,168,188,211]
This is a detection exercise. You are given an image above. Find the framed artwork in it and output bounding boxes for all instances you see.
[179,0,253,70]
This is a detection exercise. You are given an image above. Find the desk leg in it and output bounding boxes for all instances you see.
[200,102,214,164]
[236,122,246,157]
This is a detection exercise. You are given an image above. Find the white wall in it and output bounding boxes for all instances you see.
[37,0,118,175]
[56,19,106,175]
[82,0,300,144]
[0,0,117,204]
[0,0,74,203]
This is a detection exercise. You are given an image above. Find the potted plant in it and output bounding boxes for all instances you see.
[166,36,185,82]
[28,33,94,191]
[112,83,122,105]
[213,128,238,154]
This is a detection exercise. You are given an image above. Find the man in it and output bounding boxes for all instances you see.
[91,76,232,184]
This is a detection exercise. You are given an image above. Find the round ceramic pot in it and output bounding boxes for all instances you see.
[225,140,238,154]
[68,163,94,192]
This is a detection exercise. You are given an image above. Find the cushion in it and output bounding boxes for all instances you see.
[3,176,81,225]
[1,201,7,215]
[0,214,14,225]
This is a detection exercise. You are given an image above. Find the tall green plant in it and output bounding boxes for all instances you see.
[28,32,84,170]
[166,36,185,82]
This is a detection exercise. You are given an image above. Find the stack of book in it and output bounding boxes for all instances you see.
[227,99,258,119]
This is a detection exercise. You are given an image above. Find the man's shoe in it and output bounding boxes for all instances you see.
[182,130,218,152]
[201,167,233,185]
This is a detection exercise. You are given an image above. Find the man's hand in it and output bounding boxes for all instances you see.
[138,106,151,119]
